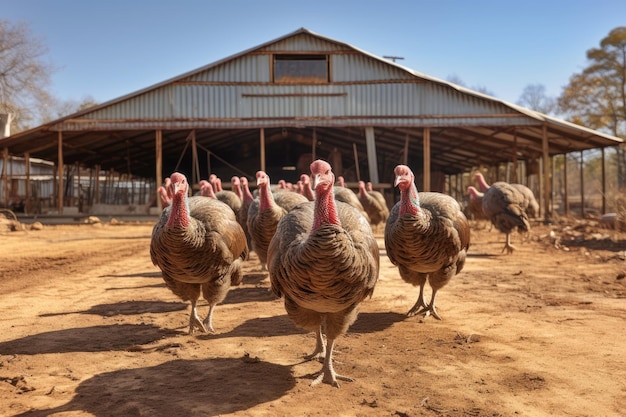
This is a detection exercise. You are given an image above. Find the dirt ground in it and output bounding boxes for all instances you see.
[0,215,625,417]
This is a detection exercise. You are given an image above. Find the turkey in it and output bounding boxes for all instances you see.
[267,159,379,387]
[333,184,370,224]
[510,183,540,219]
[464,186,486,221]
[273,189,308,212]
[366,182,389,215]
[357,180,389,231]
[237,176,255,255]
[246,171,293,269]
[150,172,249,334]
[230,176,243,201]
[385,165,470,320]
[481,181,531,254]
[474,172,539,218]
[211,175,242,215]
[299,173,316,201]
[473,172,491,194]
[158,177,173,208]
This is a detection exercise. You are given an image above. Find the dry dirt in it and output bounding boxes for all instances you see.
[0,216,625,417]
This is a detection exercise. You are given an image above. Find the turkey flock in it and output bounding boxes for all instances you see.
[150,162,538,387]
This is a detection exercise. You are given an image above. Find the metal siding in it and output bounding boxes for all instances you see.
[260,34,351,52]
[333,54,414,82]
[185,54,270,83]
[61,79,535,130]
[59,31,534,131]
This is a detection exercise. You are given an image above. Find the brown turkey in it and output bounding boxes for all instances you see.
[299,173,315,201]
[464,185,487,221]
[333,184,371,224]
[212,176,242,215]
[474,172,539,219]
[357,180,389,231]
[267,159,379,387]
[366,182,389,215]
[158,177,173,208]
[481,181,531,254]
[237,176,255,256]
[150,172,248,334]
[385,165,470,320]
[246,171,296,269]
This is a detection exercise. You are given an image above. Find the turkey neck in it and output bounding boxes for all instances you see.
[259,182,275,211]
[399,183,421,216]
[476,174,490,192]
[312,186,340,230]
[167,191,191,228]
[242,181,254,203]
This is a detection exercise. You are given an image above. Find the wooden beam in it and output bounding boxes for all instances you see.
[541,124,550,219]
[580,151,585,218]
[260,128,266,172]
[365,127,379,183]
[512,129,518,182]
[312,128,316,161]
[563,153,569,216]
[353,143,361,181]
[1,148,7,208]
[423,127,431,192]
[155,130,162,210]
[95,164,101,205]
[601,147,606,214]
[24,152,31,214]
[57,131,64,214]
[403,133,409,165]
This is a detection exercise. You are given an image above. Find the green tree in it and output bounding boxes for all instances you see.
[0,19,56,133]
[558,26,626,189]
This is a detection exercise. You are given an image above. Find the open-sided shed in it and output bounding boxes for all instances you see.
[0,28,622,215]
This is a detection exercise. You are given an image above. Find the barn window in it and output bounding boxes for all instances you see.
[273,54,329,84]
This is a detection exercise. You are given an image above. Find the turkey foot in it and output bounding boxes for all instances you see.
[502,233,516,254]
[202,305,217,333]
[303,329,326,362]
[310,338,352,388]
[189,303,208,334]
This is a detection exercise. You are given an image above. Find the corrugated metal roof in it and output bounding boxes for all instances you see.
[0,27,621,181]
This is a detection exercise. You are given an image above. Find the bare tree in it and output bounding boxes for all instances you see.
[517,84,556,115]
[446,74,495,97]
[0,19,56,132]
[39,95,99,124]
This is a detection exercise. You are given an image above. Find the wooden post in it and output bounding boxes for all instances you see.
[1,148,8,208]
[260,128,266,173]
[563,153,569,216]
[353,143,361,182]
[423,127,431,192]
[155,130,162,210]
[94,164,101,205]
[512,129,518,182]
[24,152,31,214]
[541,123,550,219]
[57,131,64,214]
[191,130,199,185]
[312,128,317,161]
[580,151,585,218]
[403,133,409,165]
[601,147,606,214]
[365,127,379,184]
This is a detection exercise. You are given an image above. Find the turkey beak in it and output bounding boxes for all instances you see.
[394,175,402,187]
[313,174,322,189]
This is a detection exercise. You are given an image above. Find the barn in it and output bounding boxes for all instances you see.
[0,28,622,218]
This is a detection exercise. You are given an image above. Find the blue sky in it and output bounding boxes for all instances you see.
[4,0,626,106]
